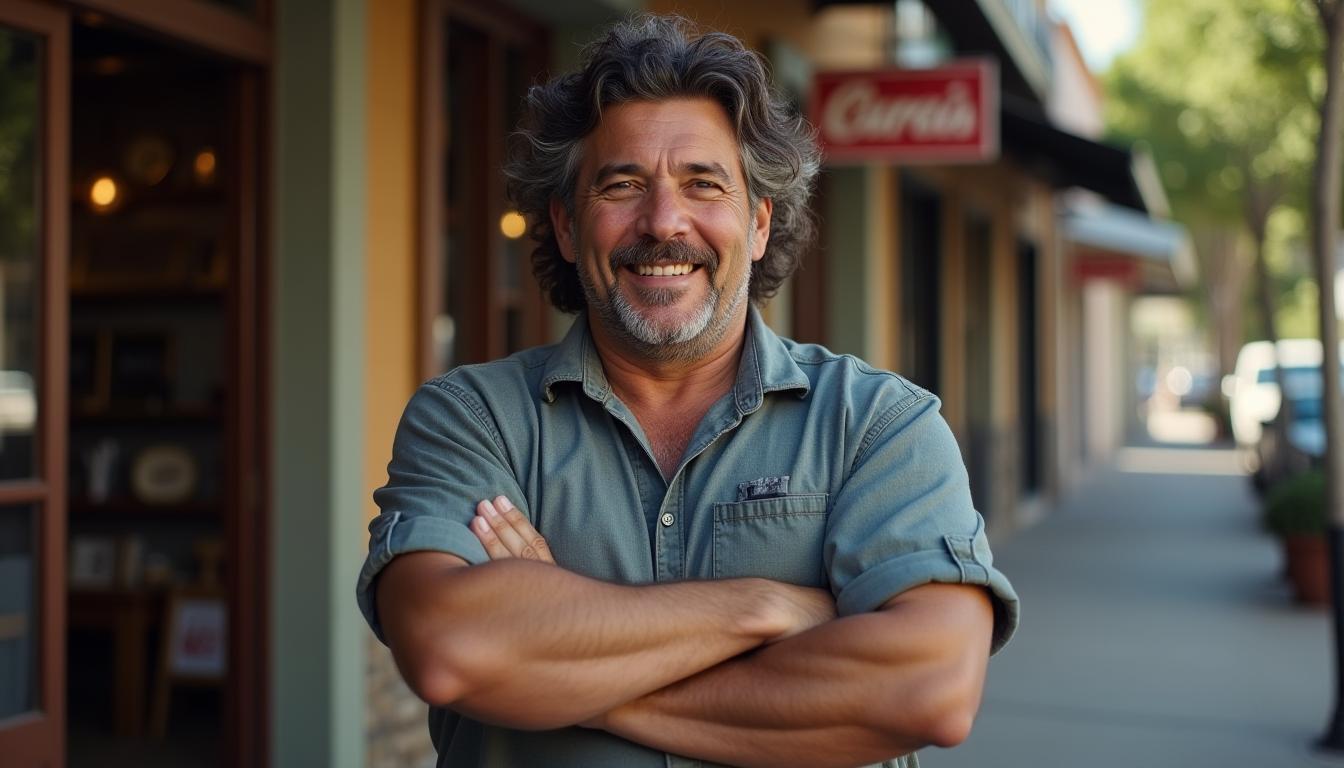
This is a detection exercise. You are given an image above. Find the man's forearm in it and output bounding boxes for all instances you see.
[597,584,994,767]
[378,552,820,730]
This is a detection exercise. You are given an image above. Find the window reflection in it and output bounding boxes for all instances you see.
[0,28,41,482]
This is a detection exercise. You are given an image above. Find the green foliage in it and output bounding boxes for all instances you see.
[1265,469,1328,536]
[1105,0,1322,224]
[1105,0,1327,354]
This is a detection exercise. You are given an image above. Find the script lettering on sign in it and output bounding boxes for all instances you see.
[811,61,999,164]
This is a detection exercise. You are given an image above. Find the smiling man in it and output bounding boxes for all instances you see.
[357,15,1018,768]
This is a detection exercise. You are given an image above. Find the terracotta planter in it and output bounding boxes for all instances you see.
[1284,534,1330,606]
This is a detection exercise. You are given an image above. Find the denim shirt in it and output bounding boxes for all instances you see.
[357,307,1019,768]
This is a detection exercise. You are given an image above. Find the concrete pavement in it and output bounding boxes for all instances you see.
[924,446,1341,768]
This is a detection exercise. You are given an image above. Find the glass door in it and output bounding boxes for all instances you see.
[0,0,70,766]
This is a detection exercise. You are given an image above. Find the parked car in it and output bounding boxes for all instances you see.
[1253,373,1325,493]
[1226,339,1342,449]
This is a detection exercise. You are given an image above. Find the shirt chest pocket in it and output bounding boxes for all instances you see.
[711,493,829,588]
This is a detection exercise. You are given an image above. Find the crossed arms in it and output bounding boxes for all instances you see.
[376,495,995,767]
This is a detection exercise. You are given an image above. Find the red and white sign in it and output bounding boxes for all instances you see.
[811,61,999,164]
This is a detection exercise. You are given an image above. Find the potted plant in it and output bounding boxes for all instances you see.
[1264,469,1330,606]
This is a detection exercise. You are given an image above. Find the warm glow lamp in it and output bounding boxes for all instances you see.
[499,211,527,239]
[89,176,118,211]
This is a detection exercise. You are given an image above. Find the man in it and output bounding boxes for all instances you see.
[357,15,1017,768]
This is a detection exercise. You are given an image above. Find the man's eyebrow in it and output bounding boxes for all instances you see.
[592,163,645,185]
[681,162,733,183]
[590,161,735,185]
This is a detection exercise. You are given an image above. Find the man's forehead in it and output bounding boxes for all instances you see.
[581,97,743,178]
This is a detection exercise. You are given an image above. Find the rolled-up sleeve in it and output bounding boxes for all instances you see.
[825,389,1019,654]
[355,378,528,644]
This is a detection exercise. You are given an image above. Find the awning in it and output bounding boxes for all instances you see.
[1062,201,1198,291]
[1000,99,1157,214]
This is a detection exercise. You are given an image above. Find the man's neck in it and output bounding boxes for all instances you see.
[588,309,749,412]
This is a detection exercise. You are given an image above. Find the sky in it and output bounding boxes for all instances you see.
[1048,0,1142,73]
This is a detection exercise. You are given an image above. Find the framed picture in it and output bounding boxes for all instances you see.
[109,332,173,403]
[69,536,118,589]
[151,588,226,736]
[163,593,226,679]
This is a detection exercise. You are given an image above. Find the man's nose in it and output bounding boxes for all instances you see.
[636,182,690,242]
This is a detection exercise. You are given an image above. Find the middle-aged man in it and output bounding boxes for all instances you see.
[357,15,1018,768]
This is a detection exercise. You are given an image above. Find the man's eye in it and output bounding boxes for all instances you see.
[604,181,636,192]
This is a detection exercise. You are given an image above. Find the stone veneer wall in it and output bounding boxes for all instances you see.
[366,638,436,768]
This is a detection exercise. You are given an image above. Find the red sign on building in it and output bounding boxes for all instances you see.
[811,60,999,164]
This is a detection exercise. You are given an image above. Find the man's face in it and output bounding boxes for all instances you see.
[552,97,772,362]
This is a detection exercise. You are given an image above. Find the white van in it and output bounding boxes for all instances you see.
[1226,339,1336,448]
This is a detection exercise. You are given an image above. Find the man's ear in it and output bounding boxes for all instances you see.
[550,198,576,263]
[750,198,773,262]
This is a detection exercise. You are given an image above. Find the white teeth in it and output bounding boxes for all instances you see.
[634,263,693,277]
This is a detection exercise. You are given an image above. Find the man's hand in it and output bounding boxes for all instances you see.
[470,496,555,564]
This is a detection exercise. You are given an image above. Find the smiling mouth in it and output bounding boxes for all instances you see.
[628,263,700,277]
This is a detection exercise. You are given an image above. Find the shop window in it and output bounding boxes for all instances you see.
[425,2,550,375]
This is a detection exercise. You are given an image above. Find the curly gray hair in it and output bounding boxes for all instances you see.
[504,14,821,313]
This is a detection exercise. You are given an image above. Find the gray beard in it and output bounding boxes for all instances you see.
[578,242,752,364]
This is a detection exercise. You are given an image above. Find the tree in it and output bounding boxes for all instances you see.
[1105,0,1322,381]
[1311,0,1344,751]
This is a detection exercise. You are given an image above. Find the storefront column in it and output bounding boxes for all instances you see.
[824,166,898,367]
[272,0,367,766]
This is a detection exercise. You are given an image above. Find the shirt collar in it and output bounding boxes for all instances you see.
[539,313,605,403]
[539,306,812,408]
[732,305,812,414]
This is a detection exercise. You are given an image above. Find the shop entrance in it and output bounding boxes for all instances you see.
[0,3,268,767]
[67,18,229,767]
[64,12,268,767]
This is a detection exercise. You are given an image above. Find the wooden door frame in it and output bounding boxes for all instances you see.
[223,67,270,768]
[72,0,272,65]
[0,0,69,765]
[418,0,551,379]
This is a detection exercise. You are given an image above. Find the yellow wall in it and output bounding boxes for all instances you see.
[364,0,419,521]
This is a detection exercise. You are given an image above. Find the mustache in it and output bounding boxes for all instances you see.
[610,240,718,272]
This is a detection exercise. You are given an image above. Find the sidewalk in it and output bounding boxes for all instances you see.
[925,446,1339,767]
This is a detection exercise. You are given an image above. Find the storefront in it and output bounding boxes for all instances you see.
[0,2,1191,767]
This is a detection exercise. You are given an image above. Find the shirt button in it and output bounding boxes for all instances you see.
[660,512,675,527]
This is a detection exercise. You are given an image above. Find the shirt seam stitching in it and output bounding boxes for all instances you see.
[424,379,509,456]
[848,392,932,480]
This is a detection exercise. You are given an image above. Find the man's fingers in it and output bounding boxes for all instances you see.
[475,497,555,564]
[471,513,513,560]
[496,496,555,563]
[478,499,530,556]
